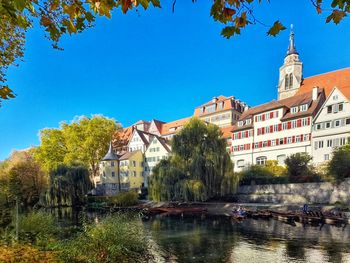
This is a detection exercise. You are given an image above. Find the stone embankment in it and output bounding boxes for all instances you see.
[235,179,350,205]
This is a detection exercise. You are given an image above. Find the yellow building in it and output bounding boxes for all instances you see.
[97,143,120,196]
[119,150,145,192]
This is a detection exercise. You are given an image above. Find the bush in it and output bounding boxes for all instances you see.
[88,191,139,207]
[59,214,150,263]
[239,164,288,185]
[0,245,57,263]
[6,211,59,249]
[328,143,350,182]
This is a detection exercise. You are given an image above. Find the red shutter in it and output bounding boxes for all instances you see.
[262,127,265,134]
[262,114,265,121]
[259,142,262,148]
[267,140,271,147]
[278,124,282,131]
[270,125,273,133]
[284,138,287,144]
[238,132,241,139]
[276,139,279,145]
[307,117,311,125]
[255,116,257,122]
[270,112,273,118]
[287,121,291,129]
[292,136,295,143]
[245,131,248,138]
[275,111,279,118]
[297,119,301,127]
[247,144,250,150]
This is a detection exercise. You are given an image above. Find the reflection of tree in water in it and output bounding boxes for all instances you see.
[145,215,350,263]
[147,215,239,262]
[324,243,343,263]
[285,239,305,260]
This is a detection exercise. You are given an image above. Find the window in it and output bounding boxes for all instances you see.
[346,118,350,125]
[111,172,115,177]
[325,122,331,129]
[327,106,332,114]
[295,135,301,143]
[237,160,245,168]
[300,104,308,112]
[324,154,329,161]
[256,156,267,165]
[133,171,136,177]
[287,137,292,144]
[277,155,286,165]
[282,123,288,130]
[333,95,338,100]
[302,118,308,127]
[304,134,310,141]
[315,123,322,130]
[292,120,297,129]
[205,104,215,113]
[314,141,324,150]
[291,107,298,114]
[285,74,289,89]
[237,121,243,126]
[289,73,293,88]
[111,161,114,167]
[271,140,276,146]
[338,103,343,112]
[133,161,136,167]
[273,124,279,132]
[279,138,284,145]
[327,139,333,147]
[334,120,341,127]
[340,137,347,146]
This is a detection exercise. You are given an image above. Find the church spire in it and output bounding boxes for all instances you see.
[286,24,298,56]
[102,142,118,161]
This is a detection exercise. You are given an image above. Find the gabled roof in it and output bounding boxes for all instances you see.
[160,117,191,136]
[194,96,246,116]
[297,68,350,97]
[102,143,118,161]
[232,89,325,131]
[220,125,235,139]
[119,150,141,161]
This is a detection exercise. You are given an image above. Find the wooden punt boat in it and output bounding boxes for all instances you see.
[148,207,207,215]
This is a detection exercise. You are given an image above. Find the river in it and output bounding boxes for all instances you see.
[49,208,350,263]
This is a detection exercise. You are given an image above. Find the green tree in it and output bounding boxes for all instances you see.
[35,115,119,178]
[149,118,237,202]
[284,153,314,180]
[45,164,92,207]
[328,143,350,182]
[1,0,349,105]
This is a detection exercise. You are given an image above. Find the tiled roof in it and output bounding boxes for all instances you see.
[193,96,246,117]
[120,150,140,160]
[160,117,191,136]
[220,125,234,139]
[339,86,350,100]
[232,89,325,131]
[297,68,350,97]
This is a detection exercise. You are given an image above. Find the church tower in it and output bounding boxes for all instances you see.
[278,26,303,100]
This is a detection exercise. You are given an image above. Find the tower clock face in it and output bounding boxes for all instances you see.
[285,66,293,74]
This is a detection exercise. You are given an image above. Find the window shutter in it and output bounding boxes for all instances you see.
[267,140,271,147]
[292,136,295,143]
[262,127,265,134]
[262,114,265,121]
[278,124,282,131]
[287,122,291,129]
[284,138,287,144]
[307,117,311,125]
[270,112,273,118]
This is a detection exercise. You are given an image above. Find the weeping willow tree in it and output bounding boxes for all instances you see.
[45,165,92,207]
[149,118,238,202]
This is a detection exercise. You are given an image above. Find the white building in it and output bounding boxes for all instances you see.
[231,88,324,171]
[312,87,350,164]
[144,135,171,185]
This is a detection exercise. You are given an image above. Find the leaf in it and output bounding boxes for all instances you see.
[137,0,150,9]
[0,86,15,100]
[221,26,240,39]
[40,16,52,27]
[326,10,346,24]
[150,0,161,8]
[267,20,286,37]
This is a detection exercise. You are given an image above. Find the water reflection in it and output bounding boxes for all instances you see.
[143,215,350,263]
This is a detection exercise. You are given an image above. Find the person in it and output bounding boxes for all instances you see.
[302,204,309,214]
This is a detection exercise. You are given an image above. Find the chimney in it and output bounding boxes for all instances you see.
[244,105,249,111]
[312,87,318,100]
[212,97,218,103]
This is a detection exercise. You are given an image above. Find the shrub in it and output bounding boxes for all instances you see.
[239,164,288,185]
[59,214,150,263]
[17,211,58,248]
[0,245,57,263]
[88,191,139,207]
[285,153,313,178]
[328,143,350,182]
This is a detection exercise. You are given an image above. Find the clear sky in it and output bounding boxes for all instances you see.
[1,1,350,160]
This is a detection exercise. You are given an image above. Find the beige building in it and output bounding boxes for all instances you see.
[119,150,145,192]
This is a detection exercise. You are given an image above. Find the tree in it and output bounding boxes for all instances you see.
[45,164,92,207]
[328,143,350,182]
[35,115,120,178]
[284,153,316,182]
[1,0,349,105]
[7,158,48,207]
[149,118,238,202]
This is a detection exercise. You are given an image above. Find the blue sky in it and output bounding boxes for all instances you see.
[1,1,350,160]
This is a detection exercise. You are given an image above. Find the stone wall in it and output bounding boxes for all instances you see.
[235,179,350,204]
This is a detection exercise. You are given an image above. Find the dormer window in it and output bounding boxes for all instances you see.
[237,121,244,127]
[299,104,308,112]
[245,119,252,125]
[291,107,298,114]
